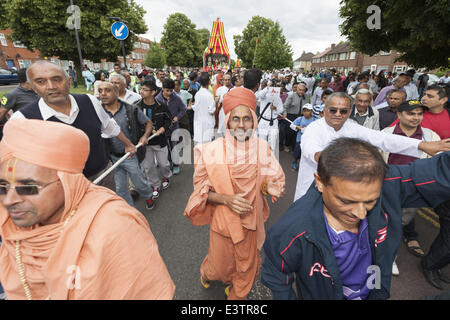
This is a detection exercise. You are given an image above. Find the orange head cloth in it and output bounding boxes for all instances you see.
[0,119,90,173]
[222,87,257,115]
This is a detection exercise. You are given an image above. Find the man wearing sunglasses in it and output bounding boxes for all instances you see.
[294,92,450,202]
[0,119,175,300]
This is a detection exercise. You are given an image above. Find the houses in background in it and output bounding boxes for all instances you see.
[294,41,409,75]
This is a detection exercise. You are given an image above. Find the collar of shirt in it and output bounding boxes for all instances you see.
[353,107,369,117]
[38,95,79,123]
[393,123,423,139]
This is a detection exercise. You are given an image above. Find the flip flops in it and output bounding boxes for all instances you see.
[404,238,425,258]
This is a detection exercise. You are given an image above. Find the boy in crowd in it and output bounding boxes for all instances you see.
[290,104,316,171]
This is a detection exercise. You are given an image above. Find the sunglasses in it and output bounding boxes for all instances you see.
[327,107,351,115]
[0,180,59,196]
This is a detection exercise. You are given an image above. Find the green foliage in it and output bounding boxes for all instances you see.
[0,0,147,68]
[144,43,166,69]
[253,22,293,70]
[234,16,293,70]
[229,59,236,70]
[161,13,203,67]
[339,0,450,69]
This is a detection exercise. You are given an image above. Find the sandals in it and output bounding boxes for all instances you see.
[404,238,425,258]
[200,274,210,289]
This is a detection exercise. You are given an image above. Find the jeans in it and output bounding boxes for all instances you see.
[111,154,153,207]
[423,200,450,270]
[402,208,419,241]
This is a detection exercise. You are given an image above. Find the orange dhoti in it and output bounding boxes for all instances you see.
[201,228,260,300]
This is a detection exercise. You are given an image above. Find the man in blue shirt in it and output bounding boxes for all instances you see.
[262,137,450,300]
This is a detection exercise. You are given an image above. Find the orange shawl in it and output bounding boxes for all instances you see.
[0,119,175,299]
[184,110,285,250]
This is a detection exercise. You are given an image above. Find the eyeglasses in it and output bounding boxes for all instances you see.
[327,107,351,115]
[0,180,59,196]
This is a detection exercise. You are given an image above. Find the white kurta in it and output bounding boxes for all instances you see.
[215,86,232,135]
[257,87,284,152]
[293,118,423,202]
[192,87,216,144]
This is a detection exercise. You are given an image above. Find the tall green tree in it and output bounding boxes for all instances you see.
[339,0,450,69]
[195,28,211,66]
[161,13,201,67]
[144,43,166,69]
[0,0,147,72]
[233,16,273,69]
[253,22,293,70]
[234,16,292,69]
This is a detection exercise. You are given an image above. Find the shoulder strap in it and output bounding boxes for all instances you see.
[258,102,272,122]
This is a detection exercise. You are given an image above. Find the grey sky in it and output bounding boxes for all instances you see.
[135,0,347,60]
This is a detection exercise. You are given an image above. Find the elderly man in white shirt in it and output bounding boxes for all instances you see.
[110,74,141,104]
[192,72,216,144]
[293,92,450,202]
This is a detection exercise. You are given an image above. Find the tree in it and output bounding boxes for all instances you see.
[229,59,236,70]
[234,16,273,69]
[195,28,210,67]
[144,43,166,69]
[339,0,450,69]
[234,16,293,69]
[253,22,293,70]
[161,13,201,67]
[0,0,147,72]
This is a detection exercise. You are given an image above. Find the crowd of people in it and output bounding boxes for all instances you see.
[0,59,449,300]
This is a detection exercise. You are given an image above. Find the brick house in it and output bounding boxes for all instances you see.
[0,29,41,70]
[293,51,314,72]
[361,50,409,74]
[311,42,363,74]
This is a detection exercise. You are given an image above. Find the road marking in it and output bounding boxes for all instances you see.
[418,209,440,228]
[422,207,439,220]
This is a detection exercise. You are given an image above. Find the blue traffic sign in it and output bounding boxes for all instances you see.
[111,22,129,40]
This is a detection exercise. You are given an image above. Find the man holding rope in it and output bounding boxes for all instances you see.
[98,81,155,209]
[10,60,137,191]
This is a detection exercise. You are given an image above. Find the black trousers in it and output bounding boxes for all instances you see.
[285,114,299,149]
[423,200,450,270]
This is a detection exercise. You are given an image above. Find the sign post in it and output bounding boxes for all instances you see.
[111,21,129,69]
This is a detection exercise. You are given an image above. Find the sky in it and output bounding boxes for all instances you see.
[134,0,347,60]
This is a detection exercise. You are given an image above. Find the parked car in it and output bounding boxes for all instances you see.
[413,73,439,86]
[0,68,19,85]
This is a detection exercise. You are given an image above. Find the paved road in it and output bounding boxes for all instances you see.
[132,146,449,300]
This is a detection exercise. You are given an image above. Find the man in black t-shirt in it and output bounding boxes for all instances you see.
[137,80,174,199]
[0,68,39,140]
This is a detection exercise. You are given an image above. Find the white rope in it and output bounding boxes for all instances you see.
[93,134,157,185]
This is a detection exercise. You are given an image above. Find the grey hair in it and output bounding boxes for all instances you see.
[26,60,70,83]
[325,92,353,108]
[109,74,127,85]
[355,88,373,98]
[297,83,307,90]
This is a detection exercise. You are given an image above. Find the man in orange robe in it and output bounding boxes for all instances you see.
[0,119,175,300]
[184,87,285,300]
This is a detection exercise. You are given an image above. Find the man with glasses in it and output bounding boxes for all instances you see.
[293,92,450,202]
[0,119,175,300]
